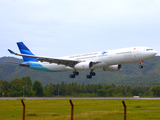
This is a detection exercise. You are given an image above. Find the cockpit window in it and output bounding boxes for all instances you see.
[146,49,153,51]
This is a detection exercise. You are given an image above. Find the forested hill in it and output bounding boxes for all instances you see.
[0,56,160,85]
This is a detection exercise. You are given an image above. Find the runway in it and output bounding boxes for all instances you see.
[1,97,160,100]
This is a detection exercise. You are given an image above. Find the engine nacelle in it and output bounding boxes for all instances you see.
[74,61,94,70]
[103,64,122,71]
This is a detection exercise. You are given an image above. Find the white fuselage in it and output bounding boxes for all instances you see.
[9,42,157,78]
[40,46,157,71]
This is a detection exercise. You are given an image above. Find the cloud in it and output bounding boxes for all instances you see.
[0,0,160,57]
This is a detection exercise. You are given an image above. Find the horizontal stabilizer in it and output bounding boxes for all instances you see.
[8,49,15,54]
[6,61,30,67]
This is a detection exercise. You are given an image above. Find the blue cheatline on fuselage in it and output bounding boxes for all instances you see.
[21,61,60,72]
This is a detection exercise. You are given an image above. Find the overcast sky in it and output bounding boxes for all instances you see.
[0,0,160,59]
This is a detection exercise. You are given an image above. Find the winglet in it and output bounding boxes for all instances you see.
[8,49,15,54]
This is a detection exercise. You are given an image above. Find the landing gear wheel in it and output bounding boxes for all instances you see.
[73,71,79,75]
[90,72,96,76]
[139,65,143,69]
[86,75,92,79]
[69,74,75,78]
[139,61,144,69]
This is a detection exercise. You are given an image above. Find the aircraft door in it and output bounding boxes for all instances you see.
[132,47,141,60]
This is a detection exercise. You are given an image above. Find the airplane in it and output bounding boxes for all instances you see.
[8,42,157,79]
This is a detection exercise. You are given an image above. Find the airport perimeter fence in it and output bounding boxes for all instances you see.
[20,99,127,120]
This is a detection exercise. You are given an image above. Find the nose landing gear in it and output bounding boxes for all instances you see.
[139,61,143,69]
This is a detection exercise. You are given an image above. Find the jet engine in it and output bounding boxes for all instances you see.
[74,61,94,70]
[103,64,122,71]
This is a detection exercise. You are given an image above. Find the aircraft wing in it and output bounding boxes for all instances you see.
[8,49,81,68]
[37,57,80,68]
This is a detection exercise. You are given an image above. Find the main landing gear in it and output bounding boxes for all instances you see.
[69,71,79,78]
[139,61,143,69]
[69,70,96,79]
[86,70,96,79]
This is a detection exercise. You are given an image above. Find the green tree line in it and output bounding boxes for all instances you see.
[0,76,160,97]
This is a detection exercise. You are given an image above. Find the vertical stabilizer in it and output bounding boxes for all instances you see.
[17,42,38,62]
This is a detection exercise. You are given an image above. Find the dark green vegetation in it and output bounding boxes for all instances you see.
[0,56,160,85]
[33,80,43,97]
[1,77,160,97]
[1,56,160,97]
[1,99,160,120]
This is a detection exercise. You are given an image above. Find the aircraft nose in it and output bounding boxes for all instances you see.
[153,50,157,56]
[145,50,157,59]
[150,50,157,57]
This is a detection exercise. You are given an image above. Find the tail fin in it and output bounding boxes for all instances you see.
[17,42,38,62]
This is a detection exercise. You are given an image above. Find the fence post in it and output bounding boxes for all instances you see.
[21,100,25,120]
[122,101,126,120]
[69,100,74,120]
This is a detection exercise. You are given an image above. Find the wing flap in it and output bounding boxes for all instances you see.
[37,57,79,67]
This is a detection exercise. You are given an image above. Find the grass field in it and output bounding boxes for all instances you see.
[0,99,160,120]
